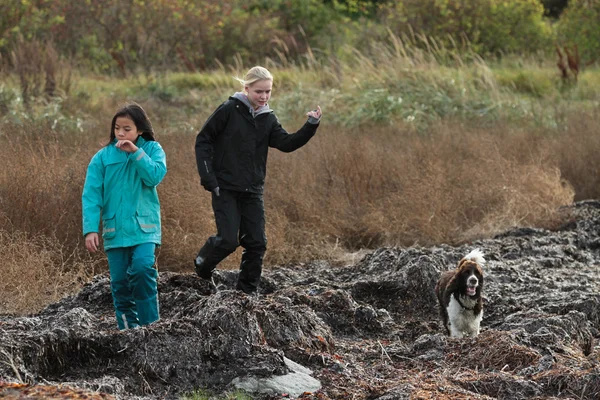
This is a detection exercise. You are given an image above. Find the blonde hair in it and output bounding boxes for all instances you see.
[235,66,273,88]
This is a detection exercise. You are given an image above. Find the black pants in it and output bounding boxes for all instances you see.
[195,189,267,293]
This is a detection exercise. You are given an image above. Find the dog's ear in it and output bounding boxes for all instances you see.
[457,258,468,270]
[446,271,460,292]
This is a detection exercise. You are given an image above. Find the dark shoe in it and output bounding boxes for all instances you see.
[236,279,260,295]
[236,285,259,297]
[194,256,218,294]
[194,255,214,280]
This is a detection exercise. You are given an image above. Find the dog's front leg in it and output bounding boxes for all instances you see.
[449,325,464,338]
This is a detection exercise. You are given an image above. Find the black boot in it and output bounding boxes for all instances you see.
[236,248,264,294]
[194,253,215,279]
[194,254,218,293]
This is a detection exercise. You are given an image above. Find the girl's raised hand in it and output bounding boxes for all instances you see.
[116,140,139,153]
[85,232,99,253]
[306,105,322,119]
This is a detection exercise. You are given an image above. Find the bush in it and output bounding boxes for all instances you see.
[1,0,343,74]
[495,69,557,98]
[555,0,600,66]
[0,84,16,115]
[379,0,553,56]
[0,0,564,74]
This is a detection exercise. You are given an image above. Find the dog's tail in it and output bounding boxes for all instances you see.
[463,248,485,265]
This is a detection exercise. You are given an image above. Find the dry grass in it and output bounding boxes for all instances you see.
[10,37,74,106]
[552,110,600,202]
[3,109,600,314]
[157,118,575,270]
[380,330,594,399]
[0,229,94,315]
[263,121,573,255]
[445,331,541,371]
[534,365,600,399]
[0,125,92,242]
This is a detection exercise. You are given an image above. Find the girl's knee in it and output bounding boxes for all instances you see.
[129,254,157,278]
[111,279,132,299]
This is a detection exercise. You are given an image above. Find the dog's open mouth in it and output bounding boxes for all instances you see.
[467,286,477,296]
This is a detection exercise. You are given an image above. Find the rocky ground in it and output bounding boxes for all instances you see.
[1,201,600,399]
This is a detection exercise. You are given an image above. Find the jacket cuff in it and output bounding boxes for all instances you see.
[307,116,321,125]
[133,148,146,161]
[201,178,218,192]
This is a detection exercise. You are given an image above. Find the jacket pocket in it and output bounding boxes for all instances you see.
[136,213,158,233]
[102,211,117,239]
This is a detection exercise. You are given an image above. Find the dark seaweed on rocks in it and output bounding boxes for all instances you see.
[1,201,600,399]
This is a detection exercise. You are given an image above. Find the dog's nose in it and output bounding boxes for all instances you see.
[468,276,478,285]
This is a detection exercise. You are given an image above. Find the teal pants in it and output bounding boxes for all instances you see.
[106,243,159,330]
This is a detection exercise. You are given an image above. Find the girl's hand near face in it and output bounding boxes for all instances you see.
[85,232,99,253]
[116,140,139,153]
[306,105,322,120]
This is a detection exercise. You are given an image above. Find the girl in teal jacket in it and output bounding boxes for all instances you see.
[82,103,167,330]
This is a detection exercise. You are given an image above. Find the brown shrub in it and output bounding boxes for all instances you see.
[552,111,600,201]
[265,121,573,253]
[0,119,579,267]
[4,111,600,314]
[0,230,94,314]
[0,125,91,243]
[10,38,74,105]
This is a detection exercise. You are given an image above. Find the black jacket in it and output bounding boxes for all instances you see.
[195,97,319,193]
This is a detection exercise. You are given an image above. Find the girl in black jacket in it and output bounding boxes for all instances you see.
[194,66,322,294]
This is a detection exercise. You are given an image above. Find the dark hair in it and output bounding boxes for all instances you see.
[109,102,156,143]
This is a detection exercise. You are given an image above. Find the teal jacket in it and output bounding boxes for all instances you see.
[82,137,167,250]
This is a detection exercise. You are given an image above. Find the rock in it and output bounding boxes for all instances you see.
[230,357,321,397]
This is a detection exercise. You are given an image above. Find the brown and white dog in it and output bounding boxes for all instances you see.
[435,249,485,338]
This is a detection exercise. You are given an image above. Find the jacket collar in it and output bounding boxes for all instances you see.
[231,92,273,118]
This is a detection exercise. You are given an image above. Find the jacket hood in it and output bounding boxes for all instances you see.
[232,92,272,118]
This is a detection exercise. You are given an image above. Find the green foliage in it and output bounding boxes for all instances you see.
[74,34,114,74]
[0,84,17,115]
[327,0,380,18]
[570,71,600,101]
[0,0,353,75]
[379,0,553,56]
[555,0,600,66]
[0,0,64,49]
[0,0,562,76]
[1,96,86,133]
[168,73,234,91]
[479,0,553,54]
[494,69,557,98]
[325,72,503,129]
[248,0,338,35]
